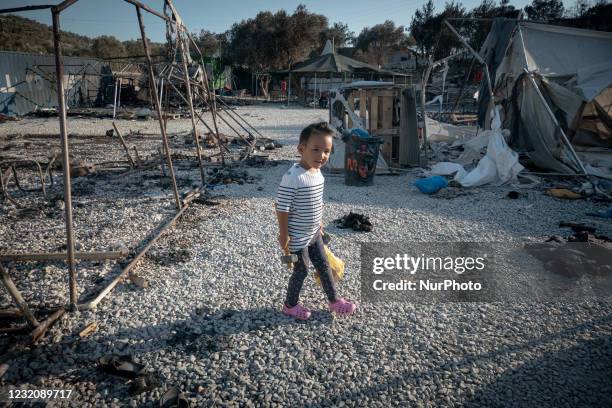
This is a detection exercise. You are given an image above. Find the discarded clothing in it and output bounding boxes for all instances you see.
[334,212,373,232]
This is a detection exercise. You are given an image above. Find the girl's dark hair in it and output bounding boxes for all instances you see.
[299,122,333,145]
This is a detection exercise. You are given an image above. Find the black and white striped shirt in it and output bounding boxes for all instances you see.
[276,163,324,252]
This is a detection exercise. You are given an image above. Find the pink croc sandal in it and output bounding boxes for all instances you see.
[282,304,311,320]
[329,298,357,316]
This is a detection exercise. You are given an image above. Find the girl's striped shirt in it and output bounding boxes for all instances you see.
[276,163,324,252]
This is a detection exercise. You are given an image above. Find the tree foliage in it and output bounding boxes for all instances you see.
[354,20,413,65]
[524,0,565,20]
[223,5,328,71]
[318,22,355,50]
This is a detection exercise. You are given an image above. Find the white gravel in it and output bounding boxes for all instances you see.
[1,105,611,407]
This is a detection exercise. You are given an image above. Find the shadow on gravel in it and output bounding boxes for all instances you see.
[70,306,333,360]
[299,313,612,407]
[2,306,334,402]
[465,334,612,407]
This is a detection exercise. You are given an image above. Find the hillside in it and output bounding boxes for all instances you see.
[0,14,165,58]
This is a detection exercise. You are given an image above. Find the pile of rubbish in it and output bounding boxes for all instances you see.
[426,107,523,189]
[334,212,373,232]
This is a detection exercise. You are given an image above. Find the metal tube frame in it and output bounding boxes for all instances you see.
[0,0,266,343]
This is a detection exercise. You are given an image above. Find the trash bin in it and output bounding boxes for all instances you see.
[343,129,382,186]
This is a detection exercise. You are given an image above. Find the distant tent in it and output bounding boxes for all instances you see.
[290,40,407,77]
[478,20,612,177]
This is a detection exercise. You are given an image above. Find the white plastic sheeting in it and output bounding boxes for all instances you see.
[430,106,524,187]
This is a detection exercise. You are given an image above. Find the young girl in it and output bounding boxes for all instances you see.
[276,122,357,320]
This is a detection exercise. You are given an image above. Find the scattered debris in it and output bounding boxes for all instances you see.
[70,160,96,178]
[334,212,373,232]
[129,275,148,289]
[99,354,145,379]
[254,138,282,151]
[206,168,256,185]
[559,222,596,234]
[159,387,191,408]
[78,322,97,338]
[0,363,9,378]
[507,191,522,199]
[0,113,20,123]
[129,373,161,395]
[135,107,154,120]
[545,188,582,199]
[525,242,612,278]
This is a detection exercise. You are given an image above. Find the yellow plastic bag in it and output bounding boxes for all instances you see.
[314,245,345,286]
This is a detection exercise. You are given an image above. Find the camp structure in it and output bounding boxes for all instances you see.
[478,19,612,178]
[283,40,411,104]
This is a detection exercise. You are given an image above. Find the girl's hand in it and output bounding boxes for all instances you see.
[278,233,289,251]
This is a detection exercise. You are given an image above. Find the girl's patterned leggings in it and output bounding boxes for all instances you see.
[285,232,337,307]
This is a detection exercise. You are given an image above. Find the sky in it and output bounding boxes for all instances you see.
[5,0,572,42]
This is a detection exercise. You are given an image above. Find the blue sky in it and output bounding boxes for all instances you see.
[6,0,568,42]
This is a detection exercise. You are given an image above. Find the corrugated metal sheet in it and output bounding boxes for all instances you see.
[0,51,112,116]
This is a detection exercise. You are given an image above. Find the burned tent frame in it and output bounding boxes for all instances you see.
[0,0,261,342]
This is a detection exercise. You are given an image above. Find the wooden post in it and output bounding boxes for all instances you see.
[400,87,420,166]
[370,95,379,133]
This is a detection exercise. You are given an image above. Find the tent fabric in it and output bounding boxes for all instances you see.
[477,18,517,127]
[495,22,612,101]
[291,52,406,77]
[479,20,612,176]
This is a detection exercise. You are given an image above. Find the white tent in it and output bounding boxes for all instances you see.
[480,21,612,178]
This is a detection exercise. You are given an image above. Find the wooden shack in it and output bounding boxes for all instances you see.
[332,83,420,168]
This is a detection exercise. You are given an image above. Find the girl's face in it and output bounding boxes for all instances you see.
[298,133,333,170]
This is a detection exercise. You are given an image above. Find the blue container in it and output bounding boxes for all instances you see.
[414,175,449,194]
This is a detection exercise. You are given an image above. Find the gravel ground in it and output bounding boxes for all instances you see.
[0,105,611,407]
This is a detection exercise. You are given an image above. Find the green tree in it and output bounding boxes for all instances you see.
[410,0,436,58]
[92,35,126,59]
[524,0,565,20]
[355,20,412,65]
[318,22,354,50]
[223,5,328,97]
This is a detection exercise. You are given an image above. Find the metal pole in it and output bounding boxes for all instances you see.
[443,20,493,100]
[112,78,118,118]
[136,5,181,209]
[117,77,122,108]
[52,8,77,309]
[287,66,291,107]
[314,72,317,109]
[523,70,587,175]
[178,31,206,186]
[1,264,39,327]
